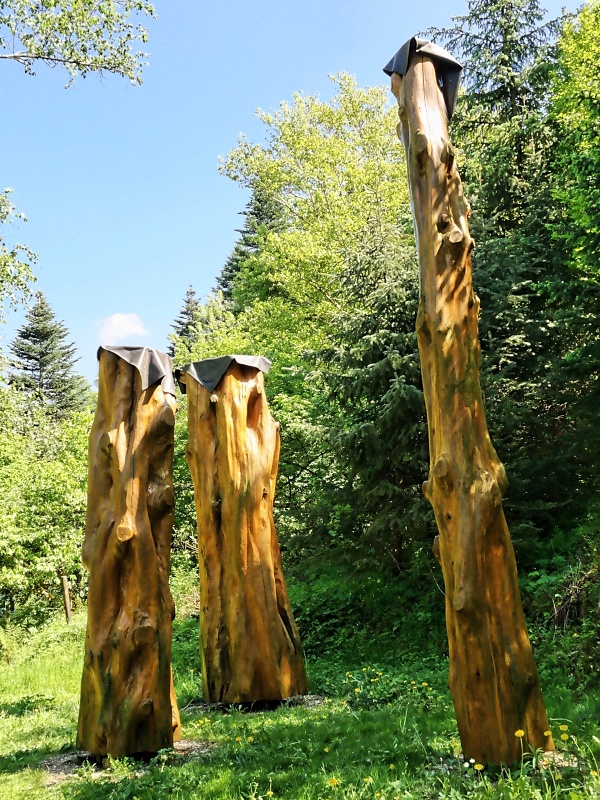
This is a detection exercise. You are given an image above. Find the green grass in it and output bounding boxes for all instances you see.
[1,612,600,799]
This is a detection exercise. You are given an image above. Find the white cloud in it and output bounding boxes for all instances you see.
[98,313,150,345]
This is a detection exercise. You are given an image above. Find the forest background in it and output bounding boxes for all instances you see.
[1,1,600,795]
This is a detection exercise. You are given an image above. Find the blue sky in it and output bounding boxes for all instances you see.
[0,0,574,382]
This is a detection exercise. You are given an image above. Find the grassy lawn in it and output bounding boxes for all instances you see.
[1,612,599,799]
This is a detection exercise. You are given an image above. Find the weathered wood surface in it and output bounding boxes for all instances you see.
[77,350,181,757]
[390,56,553,764]
[183,362,308,703]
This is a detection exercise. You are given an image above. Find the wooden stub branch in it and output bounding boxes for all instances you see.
[77,350,181,757]
[391,57,553,763]
[183,362,308,703]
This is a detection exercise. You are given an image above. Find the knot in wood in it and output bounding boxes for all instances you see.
[440,139,455,165]
[447,227,464,245]
[437,214,452,233]
[433,455,453,493]
[161,407,176,428]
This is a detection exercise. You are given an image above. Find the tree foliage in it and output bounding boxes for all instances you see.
[0,188,35,324]
[0,0,155,84]
[9,291,89,418]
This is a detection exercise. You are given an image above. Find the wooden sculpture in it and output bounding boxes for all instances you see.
[77,347,181,757]
[386,39,553,764]
[180,356,308,703]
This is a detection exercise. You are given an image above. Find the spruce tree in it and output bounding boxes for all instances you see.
[9,292,85,418]
[215,186,283,305]
[167,285,201,358]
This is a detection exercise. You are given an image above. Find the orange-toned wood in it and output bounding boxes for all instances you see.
[390,57,553,764]
[77,350,181,756]
[183,362,308,703]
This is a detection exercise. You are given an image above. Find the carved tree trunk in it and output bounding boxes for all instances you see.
[391,58,553,764]
[183,362,308,703]
[77,350,181,757]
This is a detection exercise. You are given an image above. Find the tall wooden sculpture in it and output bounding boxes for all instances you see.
[384,39,553,764]
[178,356,308,703]
[78,347,181,757]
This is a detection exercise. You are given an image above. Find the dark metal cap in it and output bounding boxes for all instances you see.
[98,346,176,397]
[175,355,272,393]
[383,36,463,118]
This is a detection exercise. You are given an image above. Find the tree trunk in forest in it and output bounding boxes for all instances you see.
[61,575,72,624]
[390,55,553,764]
[77,349,181,757]
[182,361,308,703]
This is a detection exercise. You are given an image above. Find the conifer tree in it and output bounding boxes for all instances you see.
[215,186,283,305]
[9,292,85,418]
[167,285,201,358]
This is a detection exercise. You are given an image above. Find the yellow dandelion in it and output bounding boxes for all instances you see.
[555,773,563,780]
[362,667,367,672]
[354,687,361,693]
[247,736,254,743]
[376,794,382,798]
[591,770,598,777]
[559,724,569,731]
[328,777,340,787]
[422,682,428,686]
[561,733,569,741]
[324,747,329,753]
[364,777,372,783]
[266,792,274,798]
[573,633,578,637]
[411,680,416,685]
[544,730,552,737]
[474,764,484,771]
[389,764,395,770]
[235,736,242,742]
[515,730,525,738]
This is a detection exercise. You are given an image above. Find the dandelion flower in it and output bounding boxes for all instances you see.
[411,680,416,685]
[474,764,484,771]
[544,730,552,737]
[561,733,569,741]
[235,736,242,742]
[324,747,329,753]
[354,687,361,693]
[559,724,569,731]
[422,682,428,686]
[555,773,563,780]
[389,764,395,770]
[364,777,372,783]
[328,777,340,787]
[266,792,274,797]
[591,770,598,777]
[247,736,254,743]
[515,730,525,738]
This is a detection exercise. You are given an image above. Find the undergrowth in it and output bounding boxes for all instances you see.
[1,600,600,799]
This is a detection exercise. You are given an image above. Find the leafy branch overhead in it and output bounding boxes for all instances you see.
[0,188,36,324]
[0,0,155,84]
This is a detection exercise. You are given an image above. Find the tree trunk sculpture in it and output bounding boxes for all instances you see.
[180,358,308,703]
[77,347,181,757]
[388,44,553,764]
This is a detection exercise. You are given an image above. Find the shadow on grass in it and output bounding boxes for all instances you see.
[0,694,56,717]
[0,744,70,775]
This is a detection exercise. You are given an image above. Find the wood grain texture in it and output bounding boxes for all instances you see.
[184,362,308,703]
[77,350,181,757]
[391,58,553,764]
